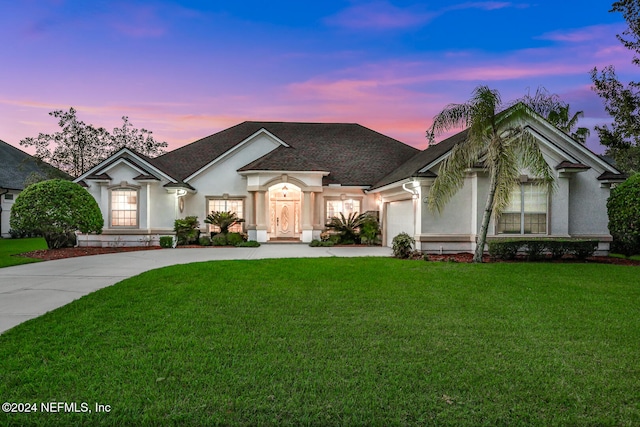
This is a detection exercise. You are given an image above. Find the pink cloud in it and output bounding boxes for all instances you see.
[325,1,436,30]
[446,2,517,12]
[537,24,624,43]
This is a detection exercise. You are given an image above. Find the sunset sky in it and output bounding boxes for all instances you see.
[0,1,634,154]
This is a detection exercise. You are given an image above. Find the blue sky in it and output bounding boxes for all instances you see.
[0,1,633,153]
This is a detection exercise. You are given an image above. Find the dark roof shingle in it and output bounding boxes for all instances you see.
[0,139,70,190]
[371,129,468,189]
[153,122,419,186]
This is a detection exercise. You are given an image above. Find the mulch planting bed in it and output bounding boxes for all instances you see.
[15,247,640,266]
[19,246,163,261]
[424,252,640,266]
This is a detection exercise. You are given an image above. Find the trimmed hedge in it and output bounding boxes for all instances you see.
[10,179,103,249]
[488,239,599,261]
[236,240,260,247]
[607,173,640,256]
[309,239,335,247]
[159,236,174,248]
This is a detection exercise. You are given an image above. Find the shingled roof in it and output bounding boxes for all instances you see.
[0,139,69,190]
[151,122,419,186]
[370,129,468,189]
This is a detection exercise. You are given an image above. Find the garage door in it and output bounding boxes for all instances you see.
[385,200,414,247]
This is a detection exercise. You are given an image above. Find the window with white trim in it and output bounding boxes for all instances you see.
[111,188,138,227]
[497,183,547,234]
[326,198,361,220]
[208,198,244,233]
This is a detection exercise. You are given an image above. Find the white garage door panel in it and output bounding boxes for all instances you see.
[386,200,414,247]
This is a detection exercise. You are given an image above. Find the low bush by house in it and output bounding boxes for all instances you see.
[159,236,174,248]
[488,238,598,261]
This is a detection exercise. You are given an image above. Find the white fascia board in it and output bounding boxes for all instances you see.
[367,177,434,194]
[417,151,452,174]
[523,115,621,173]
[74,148,131,182]
[238,170,330,177]
[74,148,177,183]
[99,158,151,177]
[416,117,620,177]
[185,128,290,182]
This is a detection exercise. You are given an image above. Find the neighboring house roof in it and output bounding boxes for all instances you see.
[151,122,419,186]
[0,139,69,190]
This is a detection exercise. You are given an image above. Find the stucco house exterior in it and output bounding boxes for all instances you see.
[0,139,69,238]
[73,114,625,253]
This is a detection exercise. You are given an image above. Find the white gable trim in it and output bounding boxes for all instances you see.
[417,116,621,176]
[184,128,290,182]
[417,151,452,175]
[74,148,177,183]
[99,158,153,177]
[522,114,621,173]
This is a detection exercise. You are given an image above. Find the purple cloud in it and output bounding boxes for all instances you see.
[325,1,436,30]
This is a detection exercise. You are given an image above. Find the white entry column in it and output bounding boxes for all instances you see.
[255,190,268,242]
[302,191,314,242]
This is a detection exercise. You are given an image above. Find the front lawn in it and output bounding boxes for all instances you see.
[1,258,638,426]
[0,237,46,268]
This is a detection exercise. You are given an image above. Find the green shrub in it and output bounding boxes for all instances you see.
[328,234,341,245]
[326,212,365,244]
[10,179,103,249]
[211,234,228,246]
[392,232,414,259]
[607,173,640,256]
[566,240,598,260]
[488,240,520,260]
[226,232,244,246]
[174,216,199,245]
[546,240,567,260]
[525,240,547,261]
[309,239,334,247]
[360,214,381,245]
[488,239,598,261]
[159,236,174,248]
[236,240,260,247]
[199,236,212,246]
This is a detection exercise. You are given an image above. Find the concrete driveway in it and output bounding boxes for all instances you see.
[0,244,392,334]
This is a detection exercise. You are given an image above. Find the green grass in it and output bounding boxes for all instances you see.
[0,237,46,268]
[1,258,639,426]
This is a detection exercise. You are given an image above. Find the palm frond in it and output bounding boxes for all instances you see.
[517,131,556,193]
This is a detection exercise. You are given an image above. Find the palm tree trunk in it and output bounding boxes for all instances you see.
[474,168,499,263]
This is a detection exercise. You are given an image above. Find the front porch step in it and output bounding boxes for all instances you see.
[267,238,302,243]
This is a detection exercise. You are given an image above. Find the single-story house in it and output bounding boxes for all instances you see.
[0,139,69,238]
[73,113,625,253]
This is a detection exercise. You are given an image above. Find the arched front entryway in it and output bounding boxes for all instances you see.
[268,182,302,240]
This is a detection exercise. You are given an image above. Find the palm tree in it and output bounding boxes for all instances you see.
[325,212,366,244]
[520,87,590,144]
[547,105,591,144]
[427,85,555,263]
[204,211,244,235]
